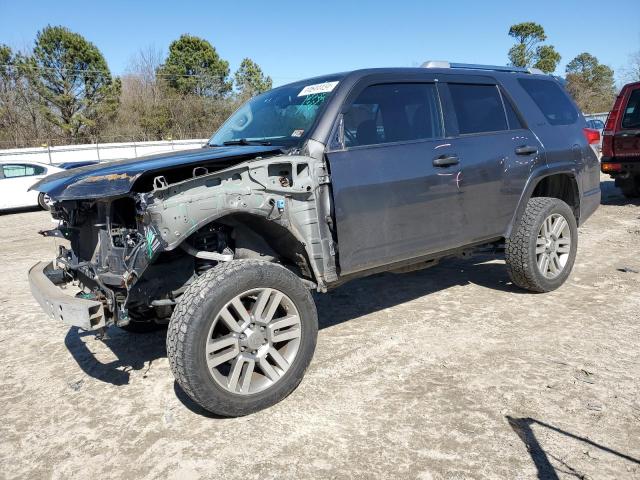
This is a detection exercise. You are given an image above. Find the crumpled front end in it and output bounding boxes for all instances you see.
[28,151,335,330]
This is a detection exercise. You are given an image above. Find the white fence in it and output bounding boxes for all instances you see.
[584,112,609,124]
[0,139,208,165]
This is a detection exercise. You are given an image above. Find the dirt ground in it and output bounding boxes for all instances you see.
[0,176,638,480]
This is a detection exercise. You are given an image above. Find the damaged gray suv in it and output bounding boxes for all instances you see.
[29,62,601,416]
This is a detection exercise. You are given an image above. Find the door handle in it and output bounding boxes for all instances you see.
[515,145,538,155]
[433,154,459,167]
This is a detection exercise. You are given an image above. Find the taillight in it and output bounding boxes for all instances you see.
[583,128,600,145]
[601,162,622,173]
[602,93,625,157]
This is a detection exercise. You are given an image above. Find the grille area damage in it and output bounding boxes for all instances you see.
[37,151,336,328]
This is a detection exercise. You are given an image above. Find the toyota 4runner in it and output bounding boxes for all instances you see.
[29,62,601,416]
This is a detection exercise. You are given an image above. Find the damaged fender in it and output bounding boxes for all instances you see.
[143,154,335,288]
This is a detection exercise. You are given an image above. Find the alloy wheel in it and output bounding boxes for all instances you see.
[205,288,302,395]
[535,213,572,279]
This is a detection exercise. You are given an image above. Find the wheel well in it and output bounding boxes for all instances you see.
[531,174,580,219]
[189,213,316,282]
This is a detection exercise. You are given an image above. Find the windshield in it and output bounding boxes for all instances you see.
[209,75,343,148]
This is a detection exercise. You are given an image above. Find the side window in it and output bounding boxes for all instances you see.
[518,78,578,126]
[3,164,28,178]
[343,83,443,147]
[502,93,525,129]
[621,89,640,129]
[448,84,508,134]
[1,164,43,178]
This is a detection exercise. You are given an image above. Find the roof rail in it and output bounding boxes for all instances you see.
[421,60,544,75]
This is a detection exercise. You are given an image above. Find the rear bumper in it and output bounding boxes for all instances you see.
[28,261,106,331]
[601,157,640,175]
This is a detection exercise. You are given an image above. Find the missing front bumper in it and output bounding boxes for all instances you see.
[28,261,106,331]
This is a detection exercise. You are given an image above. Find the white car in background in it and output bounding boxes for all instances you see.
[0,161,63,211]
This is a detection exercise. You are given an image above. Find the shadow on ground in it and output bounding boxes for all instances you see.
[600,178,640,206]
[0,206,42,216]
[507,416,640,479]
[64,255,515,391]
[62,180,629,413]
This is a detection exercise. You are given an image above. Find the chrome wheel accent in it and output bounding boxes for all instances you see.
[205,288,302,395]
[535,213,571,279]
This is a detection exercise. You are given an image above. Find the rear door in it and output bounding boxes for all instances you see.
[438,80,545,242]
[614,87,640,160]
[517,77,600,202]
[326,79,462,275]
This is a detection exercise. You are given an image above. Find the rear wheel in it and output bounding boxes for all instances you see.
[615,176,640,198]
[37,193,51,210]
[505,197,578,292]
[167,260,318,417]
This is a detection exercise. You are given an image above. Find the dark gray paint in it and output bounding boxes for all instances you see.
[323,68,599,276]
[32,66,601,283]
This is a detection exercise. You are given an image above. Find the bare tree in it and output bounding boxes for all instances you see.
[126,45,164,84]
[621,49,640,84]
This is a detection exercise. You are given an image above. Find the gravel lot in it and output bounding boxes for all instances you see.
[0,176,639,480]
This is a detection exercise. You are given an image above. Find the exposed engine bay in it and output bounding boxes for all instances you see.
[37,148,337,330]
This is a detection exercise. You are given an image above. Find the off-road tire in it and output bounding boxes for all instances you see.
[37,193,50,210]
[166,260,318,417]
[505,197,578,293]
[615,176,640,198]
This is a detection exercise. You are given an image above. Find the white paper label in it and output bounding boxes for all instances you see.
[298,81,339,97]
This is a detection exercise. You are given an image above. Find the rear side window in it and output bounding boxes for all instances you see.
[503,94,524,129]
[448,84,508,134]
[518,78,578,126]
[2,164,44,178]
[343,83,443,147]
[621,89,640,129]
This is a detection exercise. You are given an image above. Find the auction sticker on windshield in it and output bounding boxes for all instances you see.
[298,81,339,97]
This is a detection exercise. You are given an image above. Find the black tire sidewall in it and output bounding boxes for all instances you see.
[615,176,640,198]
[526,200,578,291]
[177,262,317,416]
[38,193,50,210]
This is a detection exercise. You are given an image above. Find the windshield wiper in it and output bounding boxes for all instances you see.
[222,138,272,146]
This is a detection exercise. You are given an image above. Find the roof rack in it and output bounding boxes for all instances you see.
[421,60,544,75]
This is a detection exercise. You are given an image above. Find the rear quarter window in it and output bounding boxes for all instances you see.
[621,89,640,129]
[1,164,45,178]
[518,78,578,126]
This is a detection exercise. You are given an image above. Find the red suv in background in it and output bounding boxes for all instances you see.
[601,81,640,198]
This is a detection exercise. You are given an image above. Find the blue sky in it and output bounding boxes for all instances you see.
[1,0,638,86]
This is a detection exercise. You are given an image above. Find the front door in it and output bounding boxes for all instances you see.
[326,82,463,275]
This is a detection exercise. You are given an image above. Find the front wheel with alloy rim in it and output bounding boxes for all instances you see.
[37,192,51,210]
[505,197,578,293]
[166,260,318,417]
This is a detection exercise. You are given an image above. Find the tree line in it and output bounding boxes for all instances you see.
[507,21,639,114]
[1,23,639,149]
[0,26,272,148]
